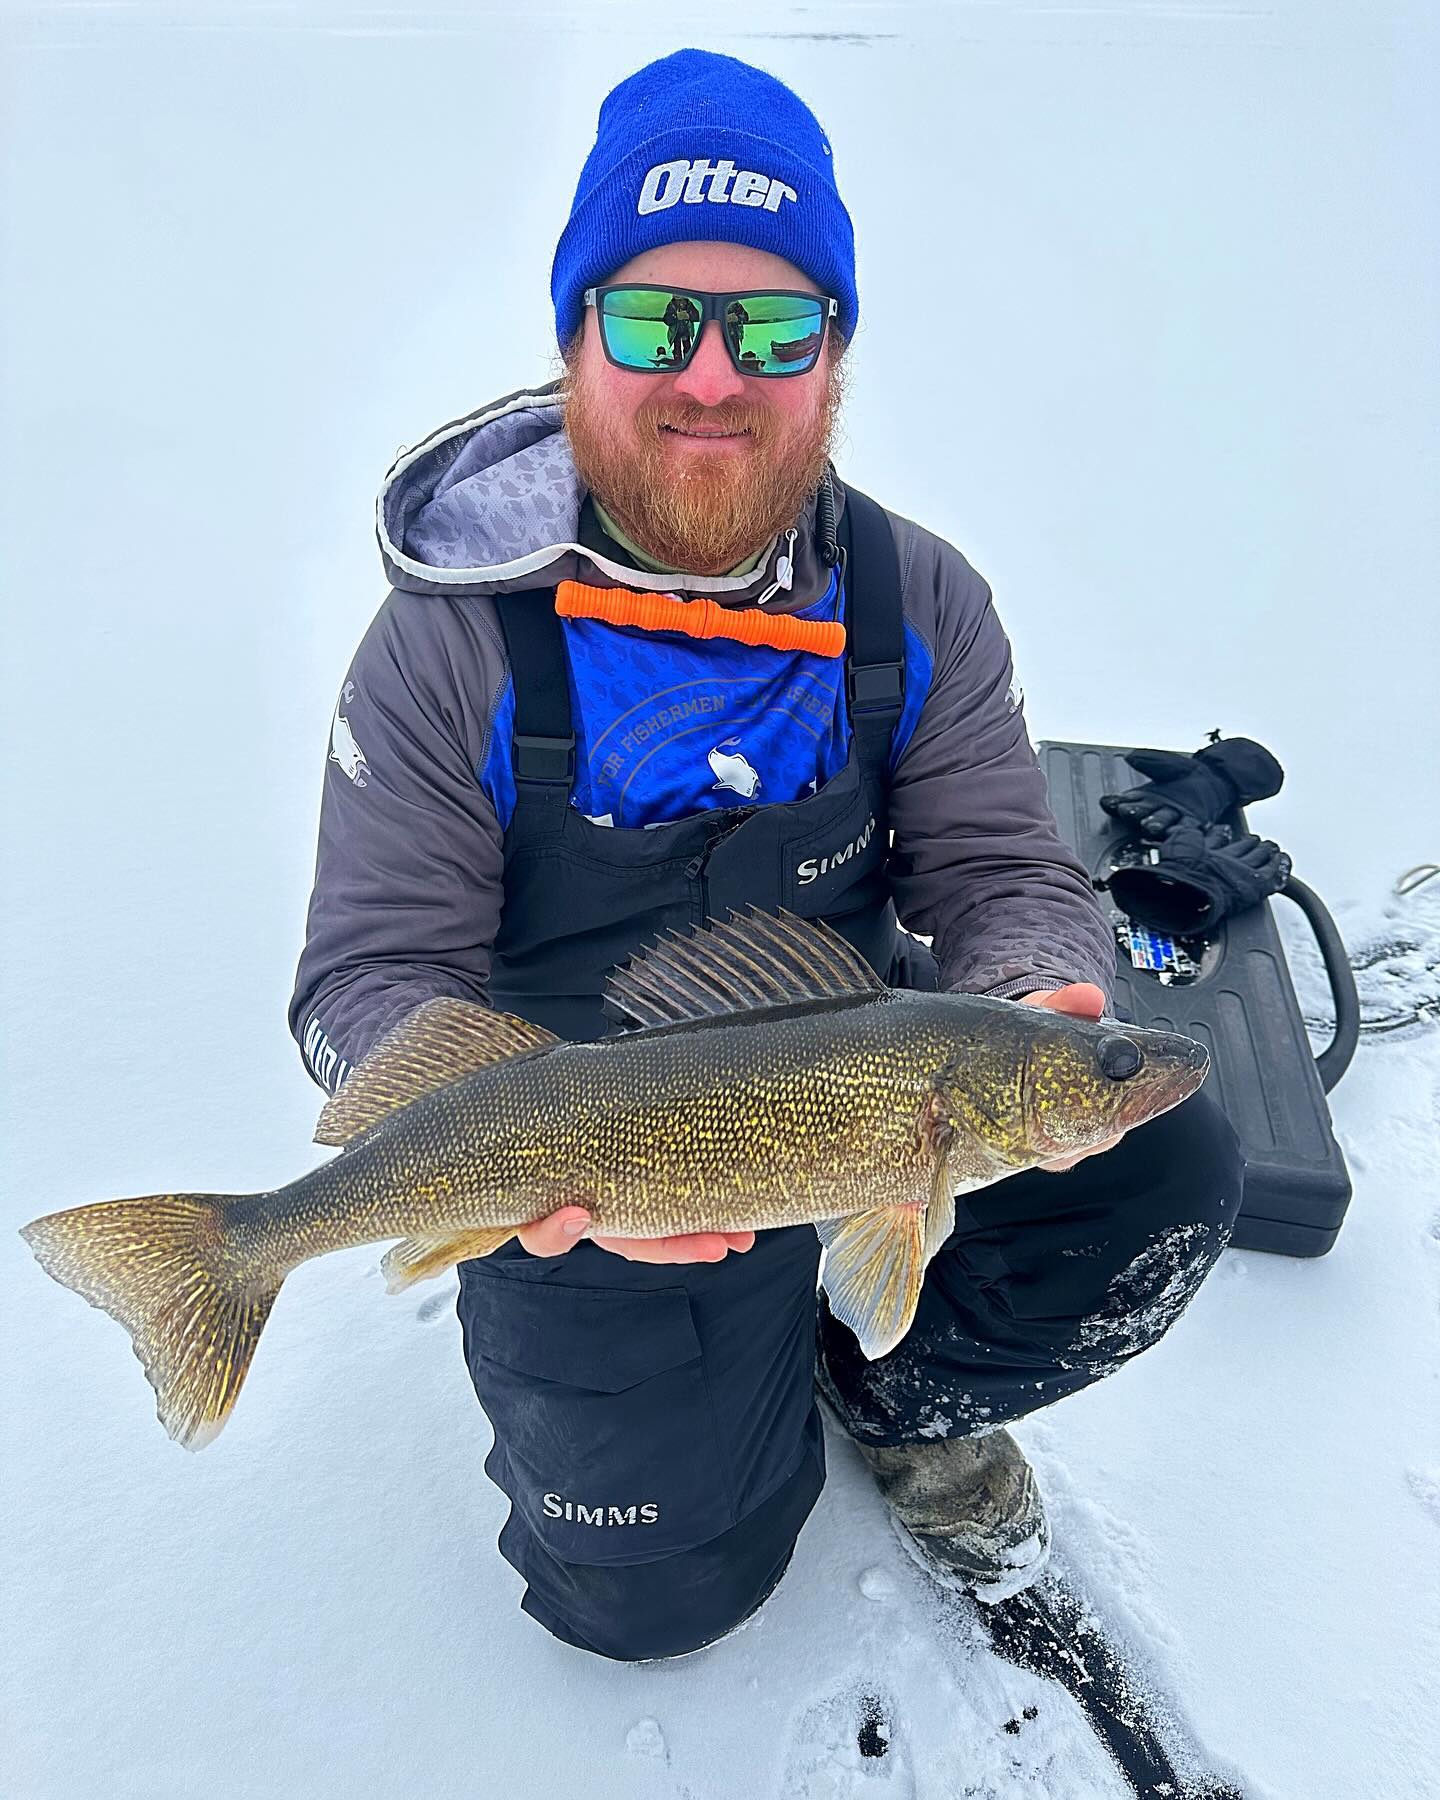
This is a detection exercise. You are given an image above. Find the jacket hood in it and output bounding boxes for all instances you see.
[376,376,847,610]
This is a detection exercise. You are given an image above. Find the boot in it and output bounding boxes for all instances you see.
[856,1430,1051,1604]
[816,1360,1049,1603]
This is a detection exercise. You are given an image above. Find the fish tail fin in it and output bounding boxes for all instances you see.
[19,1193,281,1450]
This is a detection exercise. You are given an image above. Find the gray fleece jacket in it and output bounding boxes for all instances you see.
[288,379,1116,1092]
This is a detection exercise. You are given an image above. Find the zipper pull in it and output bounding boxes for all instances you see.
[755,527,799,607]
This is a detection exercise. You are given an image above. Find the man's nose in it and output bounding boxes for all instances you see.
[671,321,746,406]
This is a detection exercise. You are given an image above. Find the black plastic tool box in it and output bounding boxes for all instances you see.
[1037,740,1359,1257]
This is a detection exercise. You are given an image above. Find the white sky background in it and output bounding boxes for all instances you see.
[2,4,1437,1798]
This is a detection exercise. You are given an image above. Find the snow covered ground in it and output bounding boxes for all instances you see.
[3,2,1436,1795]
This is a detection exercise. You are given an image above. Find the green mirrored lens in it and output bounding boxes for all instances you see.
[723,294,825,375]
[600,289,702,370]
[599,289,825,375]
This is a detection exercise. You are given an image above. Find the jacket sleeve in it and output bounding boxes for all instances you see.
[886,529,1118,1009]
[288,590,508,1092]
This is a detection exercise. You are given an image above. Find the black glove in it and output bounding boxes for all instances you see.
[1099,736,1285,840]
[1108,822,1292,936]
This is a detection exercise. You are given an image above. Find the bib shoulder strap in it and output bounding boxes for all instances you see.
[836,481,906,775]
[491,588,576,844]
[492,587,575,792]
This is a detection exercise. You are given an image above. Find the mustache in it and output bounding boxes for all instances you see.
[642,405,763,438]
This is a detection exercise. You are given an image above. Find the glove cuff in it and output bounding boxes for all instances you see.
[1107,866,1223,937]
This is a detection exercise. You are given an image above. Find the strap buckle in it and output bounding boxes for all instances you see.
[513,732,575,785]
[848,662,904,715]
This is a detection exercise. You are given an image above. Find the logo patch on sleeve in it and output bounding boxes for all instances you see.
[330,700,369,787]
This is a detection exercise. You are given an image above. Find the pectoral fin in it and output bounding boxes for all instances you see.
[381,1226,517,1293]
[923,1155,956,1269]
[816,1204,926,1361]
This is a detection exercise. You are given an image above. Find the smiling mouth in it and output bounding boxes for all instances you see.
[661,424,751,440]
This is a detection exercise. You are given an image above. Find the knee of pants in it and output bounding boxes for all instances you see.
[977,1087,1242,1363]
[508,1447,821,1663]
[1134,1085,1245,1241]
[523,1547,792,1664]
[455,1227,825,1661]
[1051,1088,1244,1370]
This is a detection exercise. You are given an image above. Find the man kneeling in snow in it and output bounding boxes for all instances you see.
[289,50,1241,1662]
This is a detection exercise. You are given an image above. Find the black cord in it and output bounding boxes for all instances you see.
[817,469,840,568]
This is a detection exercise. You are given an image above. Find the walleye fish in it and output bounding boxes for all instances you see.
[20,909,1208,1451]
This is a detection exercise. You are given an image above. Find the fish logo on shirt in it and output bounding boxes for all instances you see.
[708,739,762,798]
[330,705,368,787]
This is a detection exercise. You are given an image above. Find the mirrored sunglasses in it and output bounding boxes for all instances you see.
[582,284,837,378]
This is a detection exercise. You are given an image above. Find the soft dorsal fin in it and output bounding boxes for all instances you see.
[315,997,560,1147]
[605,906,886,1030]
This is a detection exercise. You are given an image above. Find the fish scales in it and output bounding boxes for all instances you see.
[243,992,948,1265]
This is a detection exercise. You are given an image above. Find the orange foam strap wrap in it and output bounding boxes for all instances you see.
[554,579,847,658]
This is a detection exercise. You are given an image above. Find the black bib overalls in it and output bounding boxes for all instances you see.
[454,484,1243,1662]
[454,484,911,1660]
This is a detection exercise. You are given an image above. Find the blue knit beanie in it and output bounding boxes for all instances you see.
[552,49,857,355]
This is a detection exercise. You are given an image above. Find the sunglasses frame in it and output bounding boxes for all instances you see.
[581,283,838,379]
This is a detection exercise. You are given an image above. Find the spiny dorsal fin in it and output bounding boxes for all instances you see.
[605,906,886,1030]
[315,998,560,1147]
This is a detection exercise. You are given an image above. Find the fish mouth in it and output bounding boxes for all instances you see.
[1113,1033,1210,1131]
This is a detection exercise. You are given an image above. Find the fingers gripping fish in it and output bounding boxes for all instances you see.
[19,910,1208,1450]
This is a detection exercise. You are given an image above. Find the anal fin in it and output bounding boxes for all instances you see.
[381,1226,517,1293]
[817,1203,926,1361]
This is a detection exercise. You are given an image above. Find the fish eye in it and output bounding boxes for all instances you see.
[1097,1034,1143,1080]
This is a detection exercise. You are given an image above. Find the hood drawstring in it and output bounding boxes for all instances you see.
[756,470,843,608]
[754,527,799,607]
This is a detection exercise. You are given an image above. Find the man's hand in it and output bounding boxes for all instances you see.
[517,1205,755,1263]
[1018,983,1127,1172]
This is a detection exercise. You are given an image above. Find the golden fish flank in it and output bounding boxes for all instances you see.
[19,909,1209,1450]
